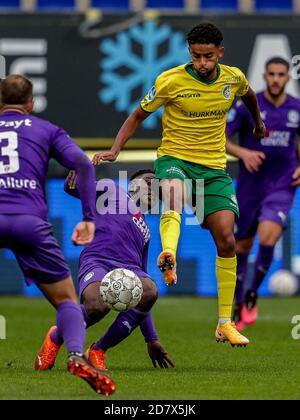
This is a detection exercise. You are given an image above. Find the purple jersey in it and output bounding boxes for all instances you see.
[64,181,150,280]
[227,92,300,193]
[0,111,96,222]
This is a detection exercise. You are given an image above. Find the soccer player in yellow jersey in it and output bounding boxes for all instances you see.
[94,23,267,346]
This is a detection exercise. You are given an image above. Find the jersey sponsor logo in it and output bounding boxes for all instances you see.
[176,93,201,98]
[222,85,232,100]
[83,272,95,283]
[132,214,150,245]
[0,119,32,129]
[260,131,291,147]
[0,177,37,189]
[182,109,228,119]
[222,76,241,83]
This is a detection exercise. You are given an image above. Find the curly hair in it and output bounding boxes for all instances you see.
[187,23,223,47]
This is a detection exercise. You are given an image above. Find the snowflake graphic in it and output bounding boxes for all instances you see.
[99,21,189,129]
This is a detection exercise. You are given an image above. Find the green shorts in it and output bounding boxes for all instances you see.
[155,155,239,226]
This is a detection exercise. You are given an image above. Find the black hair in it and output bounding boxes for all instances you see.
[130,169,155,182]
[265,57,290,71]
[187,23,223,47]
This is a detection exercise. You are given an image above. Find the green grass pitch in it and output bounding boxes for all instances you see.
[0,296,300,400]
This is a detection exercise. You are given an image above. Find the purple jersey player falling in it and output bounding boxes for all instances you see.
[0,111,96,284]
[64,180,150,299]
[227,92,300,239]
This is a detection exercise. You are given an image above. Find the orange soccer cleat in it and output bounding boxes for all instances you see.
[85,346,106,371]
[35,326,61,371]
[68,353,116,396]
[157,250,177,286]
[215,321,250,347]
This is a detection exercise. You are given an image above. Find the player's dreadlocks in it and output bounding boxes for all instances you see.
[187,23,224,47]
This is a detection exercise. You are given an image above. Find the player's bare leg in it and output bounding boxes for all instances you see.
[206,211,250,347]
[158,178,187,286]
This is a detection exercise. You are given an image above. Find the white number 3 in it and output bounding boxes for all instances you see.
[0,131,20,175]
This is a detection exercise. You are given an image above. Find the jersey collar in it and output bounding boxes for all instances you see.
[185,63,221,85]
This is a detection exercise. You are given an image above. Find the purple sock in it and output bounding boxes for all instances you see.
[93,309,148,351]
[250,245,274,293]
[56,301,86,355]
[235,253,249,305]
[139,312,158,342]
[51,304,97,346]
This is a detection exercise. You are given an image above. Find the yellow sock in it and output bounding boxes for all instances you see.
[160,211,181,254]
[216,256,237,320]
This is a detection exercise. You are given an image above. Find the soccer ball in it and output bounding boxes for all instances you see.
[100,269,143,312]
[268,270,298,297]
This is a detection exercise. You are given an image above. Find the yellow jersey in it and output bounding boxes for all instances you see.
[140,63,249,169]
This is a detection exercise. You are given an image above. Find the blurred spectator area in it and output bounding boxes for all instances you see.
[0,0,299,13]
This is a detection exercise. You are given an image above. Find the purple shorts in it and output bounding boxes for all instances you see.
[235,189,295,240]
[78,263,148,301]
[0,215,71,286]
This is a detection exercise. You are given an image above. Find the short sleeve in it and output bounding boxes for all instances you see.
[140,73,169,113]
[235,69,249,97]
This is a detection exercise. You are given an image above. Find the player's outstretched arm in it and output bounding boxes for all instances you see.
[226,139,265,173]
[139,311,175,368]
[241,87,268,138]
[93,106,150,165]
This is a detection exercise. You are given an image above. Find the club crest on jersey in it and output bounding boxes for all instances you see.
[288,110,300,124]
[222,85,232,100]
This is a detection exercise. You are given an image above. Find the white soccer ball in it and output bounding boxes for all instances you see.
[268,270,298,297]
[100,269,143,312]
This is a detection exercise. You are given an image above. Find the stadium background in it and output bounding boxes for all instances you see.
[0,0,300,298]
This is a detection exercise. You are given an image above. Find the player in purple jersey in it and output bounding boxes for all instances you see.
[36,169,174,372]
[226,57,300,330]
[0,75,115,396]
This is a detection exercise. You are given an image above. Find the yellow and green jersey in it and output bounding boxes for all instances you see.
[140,63,249,169]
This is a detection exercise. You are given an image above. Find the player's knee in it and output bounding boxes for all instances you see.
[84,297,108,322]
[216,232,236,257]
[137,278,158,312]
[259,234,278,247]
[236,240,253,255]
